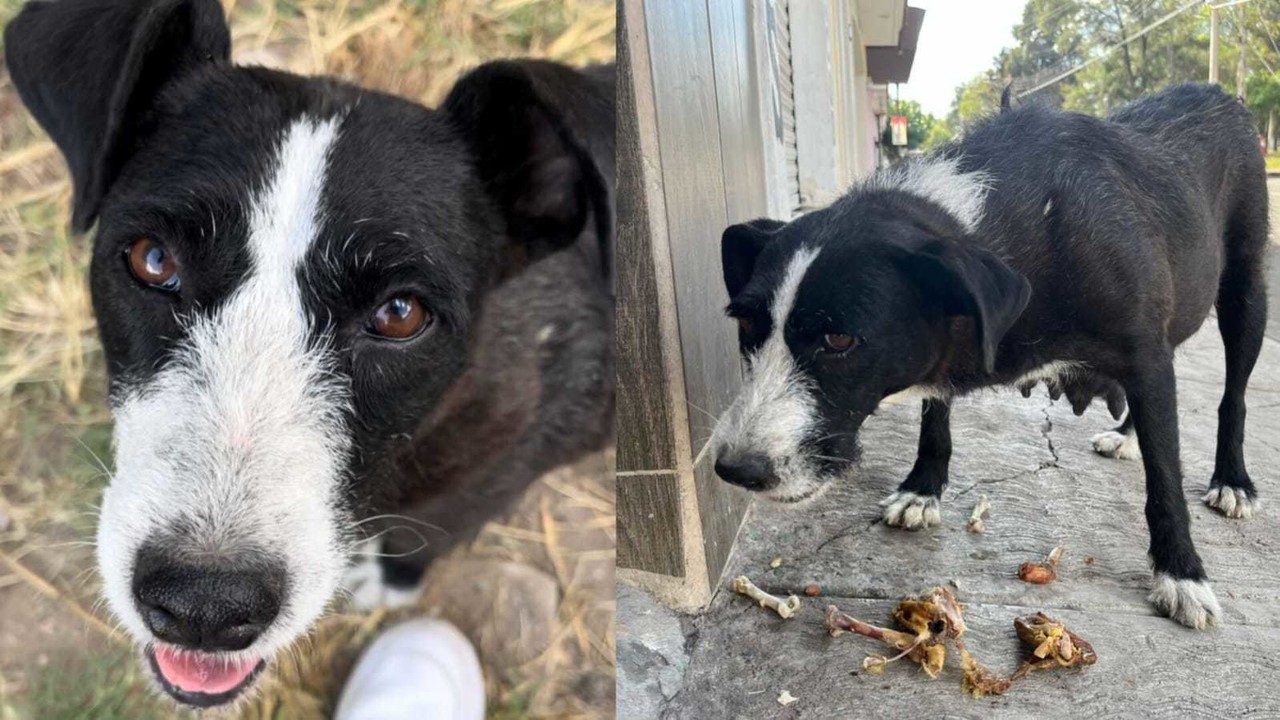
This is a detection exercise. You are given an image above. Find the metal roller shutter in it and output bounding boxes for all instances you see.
[771,0,802,217]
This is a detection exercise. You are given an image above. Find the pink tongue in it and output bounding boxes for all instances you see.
[153,645,258,695]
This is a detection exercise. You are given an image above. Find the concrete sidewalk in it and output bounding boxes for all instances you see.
[621,319,1280,718]
[1266,177,1280,340]
[618,179,1280,719]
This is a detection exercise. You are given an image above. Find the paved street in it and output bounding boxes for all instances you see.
[619,176,1280,719]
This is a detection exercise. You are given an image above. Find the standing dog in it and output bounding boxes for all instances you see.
[6,0,613,708]
[711,84,1267,630]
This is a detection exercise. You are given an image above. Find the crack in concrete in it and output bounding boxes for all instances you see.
[951,469,1037,499]
[1039,400,1061,466]
[811,516,882,555]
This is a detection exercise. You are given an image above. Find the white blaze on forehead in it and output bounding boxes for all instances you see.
[252,116,340,271]
[97,116,351,659]
[711,246,822,500]
[865,156,992,233]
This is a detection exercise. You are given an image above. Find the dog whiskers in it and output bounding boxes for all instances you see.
[72,434,112,477]
[352,525,431,558]
[351,513,448,535]
[686,399,720,423]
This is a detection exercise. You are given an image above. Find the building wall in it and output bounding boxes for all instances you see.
[617,0,759,610]
[617,0,898,609]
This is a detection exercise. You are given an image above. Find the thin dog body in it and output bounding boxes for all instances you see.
[712,84,1268,630]
[6,0,613,708]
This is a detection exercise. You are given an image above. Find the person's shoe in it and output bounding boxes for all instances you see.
[334,618,486,720]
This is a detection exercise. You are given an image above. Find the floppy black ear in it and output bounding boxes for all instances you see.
[443,60,609,269]
[6,0,230,230]
[5,0,230,233]
[721,218,784,298]
[896,238,1031,374]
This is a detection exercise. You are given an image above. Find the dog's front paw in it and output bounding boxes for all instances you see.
[342,540,424,611]
[1202,485,1259,519]
[1091,430,1140,459]
[1148,573,1221,629]
[880,491,942,529]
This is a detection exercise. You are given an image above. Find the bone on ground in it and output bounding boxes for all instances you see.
[732,575,801,619]
[967,495,992,533]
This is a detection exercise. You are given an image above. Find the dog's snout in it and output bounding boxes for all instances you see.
[715,451,776,491]
[133,548,284,652]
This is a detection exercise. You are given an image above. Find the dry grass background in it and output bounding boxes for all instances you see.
[0,1,615,718]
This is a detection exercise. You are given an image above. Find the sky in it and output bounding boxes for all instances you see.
[904,0,1028,118]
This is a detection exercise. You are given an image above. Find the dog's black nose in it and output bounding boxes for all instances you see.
[715,452,776,491]
[132,547,284,652]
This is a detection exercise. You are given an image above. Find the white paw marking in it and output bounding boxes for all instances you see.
[1148,573,1221,629]
[342,539,424,611]
[1091,430,1140,460]
[1202,486,1259,519]
[880,491,942,529]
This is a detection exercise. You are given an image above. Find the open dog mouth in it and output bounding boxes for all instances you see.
[146,644,266,708]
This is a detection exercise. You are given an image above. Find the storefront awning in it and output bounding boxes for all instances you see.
[867,5,924,85]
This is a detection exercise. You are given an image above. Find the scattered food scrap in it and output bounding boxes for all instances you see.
[770,556,783,569]
[804,584,821,597]
[826,604,945,677]
[1010,612,1097,680]
[824,587,1094,698]
[777,690,798,707]
[893,586,966,641]
[959,646,1012,698]
[1018,544,1065,584]
[825,587,967,680]
[732,575,800,619]
[966,495,992,533]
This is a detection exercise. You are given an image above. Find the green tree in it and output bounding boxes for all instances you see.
[1239,2,1280,148]
[1248,74,1280,150]
[943,0,1280,139]
[945,72,1004,134]
[1048,1,1209,115]
[998,0,1087,107]
[880,99,939,159]
[920,122,955,152]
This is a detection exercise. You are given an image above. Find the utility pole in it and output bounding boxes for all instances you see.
[1209,5,1219,83]
[1236,12,1246,97]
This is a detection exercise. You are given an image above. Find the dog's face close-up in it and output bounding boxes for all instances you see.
[711,186,1030,503]
[92,86,487,706]
[6,0,604,708]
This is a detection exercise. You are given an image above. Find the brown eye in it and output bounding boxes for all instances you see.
[126,238,180,291]
[736,316,754,335]
[823,333,856,352]
[370,295,431,340]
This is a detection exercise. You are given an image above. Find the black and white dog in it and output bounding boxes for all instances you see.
[712,84,1268,630]
[7,0,613,708]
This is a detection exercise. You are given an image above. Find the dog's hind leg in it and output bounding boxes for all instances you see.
[1126,347,1220,628]
[882,399,949,530]
[1091,412,1139,460]
[1204,219,1268,519]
